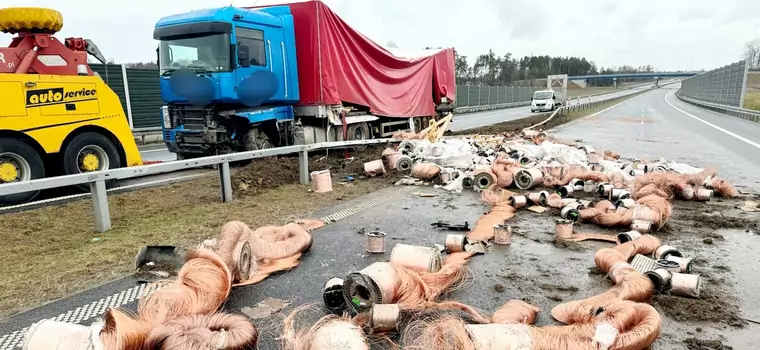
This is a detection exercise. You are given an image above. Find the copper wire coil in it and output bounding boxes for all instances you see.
[616,230,641,244]
[232,241,252,282]
[445,234,467,253]
[555,219,573,240]
[630,220,653,233]
[389,244,442,273]
[493,224,512,245]
[665,256,693,274]
[508,195,527,209]
[366,231,387,254]
[370,304,401,333]
[653,245,682,260]
[670,273,702,298]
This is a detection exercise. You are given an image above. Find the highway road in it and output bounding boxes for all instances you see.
[3,84,758,349]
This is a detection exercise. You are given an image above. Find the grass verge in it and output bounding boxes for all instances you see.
[743,72,760,111]
[0,154,397,318]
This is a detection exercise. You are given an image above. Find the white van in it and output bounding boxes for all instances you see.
[530,89,563,112]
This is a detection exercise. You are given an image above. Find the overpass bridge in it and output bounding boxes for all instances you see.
[569,71,698,88]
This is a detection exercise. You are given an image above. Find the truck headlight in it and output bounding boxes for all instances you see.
[161,106,171,128]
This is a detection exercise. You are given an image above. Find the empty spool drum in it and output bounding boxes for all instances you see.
[322,278,346,312]
[645,268,673,293]
[670,272,702,298]
[366,231,387,254]
[654,245,683,260]
[630,220,653,233]
[493,224,512,245]
[514,168,543,190]
[616,230,642,244]
[445,234,467,253]
[396,156,414,172]
[343,263,398,312]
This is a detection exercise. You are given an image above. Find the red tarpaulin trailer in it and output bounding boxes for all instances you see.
[251,0,456,118]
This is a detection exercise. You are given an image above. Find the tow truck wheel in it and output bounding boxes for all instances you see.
[0,8,64,34]
[62,132,121,191]
[0,138,45,205]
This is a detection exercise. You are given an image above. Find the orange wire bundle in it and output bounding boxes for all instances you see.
[143,313,259,350]
[466,186,516,241]
[100,249,234,350]
[551,235,661,325]
[491,158,519,188]
[215,220,312,286]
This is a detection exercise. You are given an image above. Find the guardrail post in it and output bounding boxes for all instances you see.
[90,180,111,232]
[299,150,309,185]
[219,161,233,202]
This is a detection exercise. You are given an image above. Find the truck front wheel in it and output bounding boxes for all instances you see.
[0,137,45,205]
[62,132,121,191]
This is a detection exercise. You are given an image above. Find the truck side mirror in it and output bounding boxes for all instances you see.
[552,95,556,99]
[530,97,533,101]
[238,44,251,68]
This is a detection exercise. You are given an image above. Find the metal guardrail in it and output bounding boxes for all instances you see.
[0,139,393,233]
[676,91,760,122]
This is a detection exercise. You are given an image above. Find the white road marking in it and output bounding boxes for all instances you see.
[139,148,169,154]
[664,90,760,149]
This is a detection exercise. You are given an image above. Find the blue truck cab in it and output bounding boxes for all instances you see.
[154,6,300,157]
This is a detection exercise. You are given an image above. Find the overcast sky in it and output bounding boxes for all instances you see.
[2,0,757,71]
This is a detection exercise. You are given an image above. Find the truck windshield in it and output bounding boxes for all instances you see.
[159,33,231,75]
[534,91,553,100]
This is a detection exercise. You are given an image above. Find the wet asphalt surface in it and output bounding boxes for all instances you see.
[3,85,760,349]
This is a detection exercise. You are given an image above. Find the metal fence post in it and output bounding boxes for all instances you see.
[219,161,233,202]
[90,180,111,232]
[740,60,749,108]
[466,86,470,107]
[478,85,482,106]
[120,64,134,129]
[487,86,492,106]
[299,150,309,185]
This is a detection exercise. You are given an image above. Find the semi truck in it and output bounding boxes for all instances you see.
[0,7,143,205]
[154,1,457,158]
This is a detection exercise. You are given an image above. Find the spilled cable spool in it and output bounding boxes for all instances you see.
[653,245,682,260]
[232,241,252,282]
[695,188,714,201]
[370,304,401,333]
[364,160,386,177]
[583,180,596,193]
[513,168,543,190]
[555,219,573,240]
[671,272,702,298]
[557,185,574,198]
[462,176,475,189]
[527,191,549,206]
[493,224,512,245]
[615,198,636,209]
[323,278,346,312]
[385,151,402,170]
[310,170,333,193]
[398,140,417,154]
[654,259,682,273]
[411,162,440,180]
[366,231,387,254]
[597,183,613,197]
[389,244,442,273]
[396,156,414,172]
[23,319,104,350]
[473,171,495,190]
[609,189,631,201]
[508,195,527,209]
[445,234,467,253]
[630,220,653,233]
[560,202,582,222]
[616,230,642,244]
[343,263,397,312]
[645,268,672,293]
[665,255,693,273]
[569,178,585,192]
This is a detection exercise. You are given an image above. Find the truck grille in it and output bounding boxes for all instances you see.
[170,107,206,130]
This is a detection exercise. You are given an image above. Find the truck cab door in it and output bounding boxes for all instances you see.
[235,26,276,106]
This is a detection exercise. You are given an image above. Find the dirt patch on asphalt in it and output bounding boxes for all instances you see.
[683,338,734,350]
[232,146,402,196]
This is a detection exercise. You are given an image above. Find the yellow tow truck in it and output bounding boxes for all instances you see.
[0,7,143,205]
